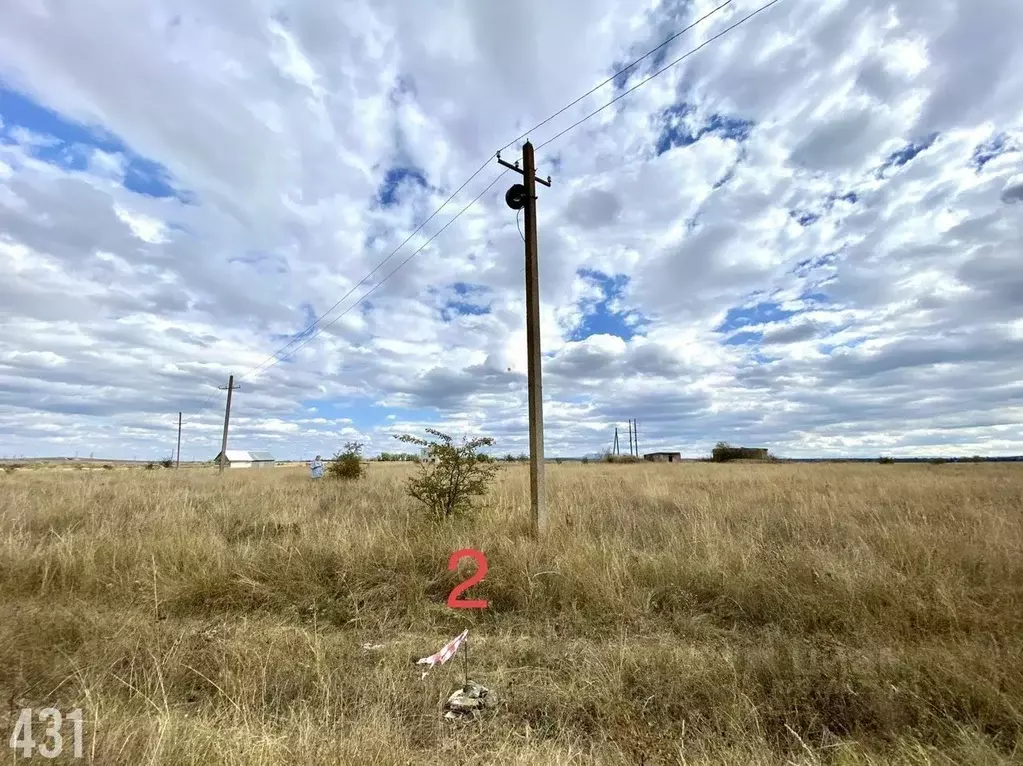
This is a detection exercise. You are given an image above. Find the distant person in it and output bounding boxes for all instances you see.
[309,455,324,479]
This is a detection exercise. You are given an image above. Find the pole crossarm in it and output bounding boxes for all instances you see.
[496,151,552,187]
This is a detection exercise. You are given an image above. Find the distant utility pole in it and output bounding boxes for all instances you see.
[613,427,620,456]
[176,411,182,468]
[218,375,240,475]
[633,419,639,457]
[499,141,552,537]
[628,420,634,457]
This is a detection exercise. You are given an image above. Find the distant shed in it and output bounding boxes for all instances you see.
[644,452,682,463]
[213,450,276,469]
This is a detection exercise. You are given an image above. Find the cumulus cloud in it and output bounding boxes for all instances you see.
[1,0,1022,461]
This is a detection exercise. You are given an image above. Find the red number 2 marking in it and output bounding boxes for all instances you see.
[447,548,489,609]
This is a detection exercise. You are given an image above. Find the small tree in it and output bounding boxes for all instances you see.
[327,441,365,480]
[160,456,174,469]
[395,429,498,519]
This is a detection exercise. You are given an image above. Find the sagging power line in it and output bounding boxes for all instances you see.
[177,0,783,464]
[196,0,741,400]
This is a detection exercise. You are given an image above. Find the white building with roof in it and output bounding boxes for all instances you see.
[212,450,276,469]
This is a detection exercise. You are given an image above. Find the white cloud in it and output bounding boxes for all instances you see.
[1,0,1022,461]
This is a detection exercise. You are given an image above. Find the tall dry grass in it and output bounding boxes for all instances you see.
[1,461,1022,764]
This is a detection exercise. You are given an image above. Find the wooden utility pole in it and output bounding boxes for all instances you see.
[633,419,639,457]
[498,142,552,536]
[613,427,620,456]
[628,420,634,457]
[176,412,182,468]
[218,375,239,475]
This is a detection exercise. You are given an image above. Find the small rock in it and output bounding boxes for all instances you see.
[443,679,498,720]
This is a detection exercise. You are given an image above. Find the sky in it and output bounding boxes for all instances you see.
[1,0,1021,461]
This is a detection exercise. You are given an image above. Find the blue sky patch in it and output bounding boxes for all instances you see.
[441,282,492,321]
[570,269,647,341]
[830,191,858,205]
[793,253,839,277]
[655,102,754,156]
[790,192,858,228]
[972,132,1016,171]
[267,302,320,360]
[298,397,441,444]
[723,330,764,346]
[712,149,745,189]
[716,301,799,334]
[791,210,820,227]
[377,165,428,207]
[878,132,939,174]
[0,84,186,200]
[799,290,832,305]
[819,337,864,354]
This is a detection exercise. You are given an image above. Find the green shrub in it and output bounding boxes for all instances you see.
[395,429,498,519]
[326,441,364,481]
[711,442,770,462]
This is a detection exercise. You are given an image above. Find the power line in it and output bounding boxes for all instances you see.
[184,1,755,414]
[536,0,782,154]
[242,170,510,380]
[214,2,737,390]
[237,160,493,383]
[497,0,734,155]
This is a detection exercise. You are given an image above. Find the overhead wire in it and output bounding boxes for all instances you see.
[185,0,767,417]
[535,0,782,154]
[209,0,739,394]
[237,160,494,385]
[235,170,510,380]
[496,0,735,155]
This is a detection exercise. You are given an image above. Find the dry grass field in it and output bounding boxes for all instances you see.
[1,461,1022,765]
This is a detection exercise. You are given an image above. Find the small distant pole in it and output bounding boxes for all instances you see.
[628,420,634,457]
[218,375,240,475]
[613,427,620,456]
[176,412,182,468]
[634,419,639,457]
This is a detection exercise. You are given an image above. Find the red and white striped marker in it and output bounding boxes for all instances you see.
[416,629,468,679]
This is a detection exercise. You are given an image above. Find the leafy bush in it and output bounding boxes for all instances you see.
[600,449,639,464]
[395,429,498,519]
[712,442,770,462]
[326,441,364,481]
[878,457,896,465]
[160,457,174,469]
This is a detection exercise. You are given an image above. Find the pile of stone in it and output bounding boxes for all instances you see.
[443,680,498,721]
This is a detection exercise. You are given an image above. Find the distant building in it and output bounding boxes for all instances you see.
[213,450,276,469]
[644,451,682,463]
